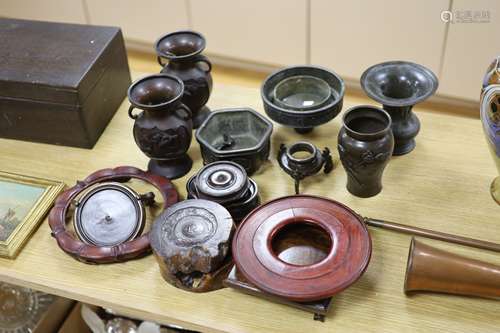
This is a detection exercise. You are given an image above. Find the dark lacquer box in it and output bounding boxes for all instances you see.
[0,18,131,148]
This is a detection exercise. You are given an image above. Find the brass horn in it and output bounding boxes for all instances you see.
[404,238,500,299]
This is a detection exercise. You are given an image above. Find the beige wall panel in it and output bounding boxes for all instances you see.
[85,0,189,43]
[0,0,86,24]
[311,0,448,82]
[440,0,500,101]
[190,0,307,66]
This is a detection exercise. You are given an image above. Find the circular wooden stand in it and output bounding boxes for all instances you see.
[48,166,178,264]
[232,195,372,302]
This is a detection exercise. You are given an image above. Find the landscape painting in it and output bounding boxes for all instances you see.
[0,179,45,242]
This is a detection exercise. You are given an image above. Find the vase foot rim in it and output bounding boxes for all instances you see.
[148,155,193,180]
[294,127,314,134]
[392,140,416,156]
[347,186,382,198]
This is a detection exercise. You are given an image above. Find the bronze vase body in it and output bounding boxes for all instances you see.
[405,238,500,299]
[128,74,193,179]
[480,57,500,204]
[338,105,394,197]
[155,31,213,129]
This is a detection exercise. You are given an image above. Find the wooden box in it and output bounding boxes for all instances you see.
[0,18,131,148]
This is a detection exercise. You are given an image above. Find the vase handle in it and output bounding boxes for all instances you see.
[157,56,167,67]
[192,54,212,73]
[128,105,140,120]
[176,104,192,121]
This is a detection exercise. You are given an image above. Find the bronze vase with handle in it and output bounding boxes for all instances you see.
[128,74,193,179]
[155,30,213,129]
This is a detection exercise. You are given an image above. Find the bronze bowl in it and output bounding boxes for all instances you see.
[261,66,345,134]
[195,108,273,175]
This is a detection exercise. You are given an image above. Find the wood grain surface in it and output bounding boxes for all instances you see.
[0,73,499,333]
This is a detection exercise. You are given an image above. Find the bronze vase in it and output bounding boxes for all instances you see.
[338,105,394,197]
[480,57,500,204]
[128,74,193,179]
[155,30,213,129]
[360,61,438,155]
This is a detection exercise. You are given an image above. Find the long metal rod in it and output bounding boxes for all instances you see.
[364,217,500,253]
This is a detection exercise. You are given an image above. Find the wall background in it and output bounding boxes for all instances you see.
[1,0,498,106]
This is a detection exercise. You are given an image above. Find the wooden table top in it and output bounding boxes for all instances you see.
[0,76,499,333]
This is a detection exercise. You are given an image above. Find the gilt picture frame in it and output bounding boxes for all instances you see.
[0,172,64,259]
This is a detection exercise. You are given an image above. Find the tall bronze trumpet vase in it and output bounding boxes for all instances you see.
[480,57,500,204]
[155,30,213,129]
[128,74,193,179]
[405,238,500,299]
[361,61,438,155]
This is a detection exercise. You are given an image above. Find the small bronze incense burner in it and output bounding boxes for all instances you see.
[196,108,273,175]
[277,141,333,194]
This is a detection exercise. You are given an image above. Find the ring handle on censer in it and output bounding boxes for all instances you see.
[48,166,178,264]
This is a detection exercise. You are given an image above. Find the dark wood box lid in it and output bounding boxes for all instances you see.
[0,18,124,106]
